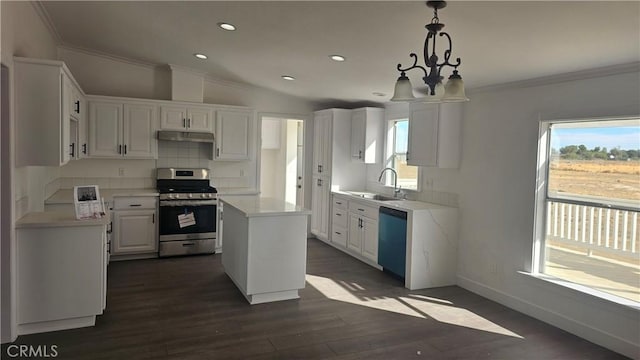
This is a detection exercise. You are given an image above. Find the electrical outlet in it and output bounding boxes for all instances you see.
[118,168,125,177]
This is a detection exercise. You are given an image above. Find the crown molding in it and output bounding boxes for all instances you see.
[31,1,63,45]
[57,45,161,70]
[167,64,208,76]
[470,62,640,95]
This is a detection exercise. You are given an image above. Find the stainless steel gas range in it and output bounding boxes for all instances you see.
[156,168,217,257]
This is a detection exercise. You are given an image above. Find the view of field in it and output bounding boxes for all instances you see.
[548,159,640,201]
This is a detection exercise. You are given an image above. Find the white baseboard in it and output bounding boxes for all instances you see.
[457,275,639,359]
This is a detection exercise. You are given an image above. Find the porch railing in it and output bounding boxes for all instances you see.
[546,200,640,261]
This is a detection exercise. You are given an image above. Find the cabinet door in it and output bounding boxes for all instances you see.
[160,106,187,130]
[60,74,72,164]
[311,176,330,240]
[123,103,157,158]
[313,112,332,175]
[348,214,362,253]
[407,102,439,167]
[77,94,88,158]
[187,107,213,132]
[215,109,251,160]
[350,110,365,161]
[113,210,157,254]
[89,102,122,157]
[362,217,379,262]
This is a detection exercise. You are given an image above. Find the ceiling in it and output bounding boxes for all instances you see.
[41,1,640,105]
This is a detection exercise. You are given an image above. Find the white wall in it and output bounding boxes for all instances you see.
[1,1,60,343]
[457,69,640,358]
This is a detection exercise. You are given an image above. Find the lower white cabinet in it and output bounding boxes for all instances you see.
[16,223,107,335]
[348,212,378,262]
[112,197,158,255]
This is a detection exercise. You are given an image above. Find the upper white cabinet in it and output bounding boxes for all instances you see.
[312,111,332,176]
[160,105,213,132]
[261,118,281,150]
[407,102,462,168]
[14,57,85,166]
[350,108,383,164]
[88,99,158,159]
[215,109,253,161]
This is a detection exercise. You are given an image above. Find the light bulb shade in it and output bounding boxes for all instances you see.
[443,71,468,102]
[390,74,415,102]
[422,81,445,102]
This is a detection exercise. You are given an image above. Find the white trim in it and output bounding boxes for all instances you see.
[458,275,640,359]
[31,1,63,45]
[57,45,159,70]
[470,62,640,94]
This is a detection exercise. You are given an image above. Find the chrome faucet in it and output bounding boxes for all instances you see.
[378,167,401,198]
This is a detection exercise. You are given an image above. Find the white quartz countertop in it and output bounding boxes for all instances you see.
[16,210,110,229]
[332,190,455,212]
[216,187,260,196]
[221,196,311,217]
[45,188,159,205]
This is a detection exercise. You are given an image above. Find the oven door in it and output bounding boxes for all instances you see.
[159,199,216,240]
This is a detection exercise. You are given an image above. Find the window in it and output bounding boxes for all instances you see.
[534,117,640,303]
[384,119,419,190]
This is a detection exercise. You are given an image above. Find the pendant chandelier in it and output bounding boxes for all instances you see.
[391,1,468,102]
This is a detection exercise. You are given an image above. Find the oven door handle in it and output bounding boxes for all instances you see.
[159,200,218,206]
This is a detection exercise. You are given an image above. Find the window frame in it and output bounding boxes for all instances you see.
[532,115,640,281]
[383,118,421,192]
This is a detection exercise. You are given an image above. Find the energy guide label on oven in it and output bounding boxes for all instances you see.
[178,212,196,228]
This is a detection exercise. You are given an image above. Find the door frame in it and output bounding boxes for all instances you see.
[257,112,309,209]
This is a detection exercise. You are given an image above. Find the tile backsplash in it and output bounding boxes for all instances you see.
[156,140,211,169]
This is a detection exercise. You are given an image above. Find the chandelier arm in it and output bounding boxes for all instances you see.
[396,53,428,76]
[438,32,461,68]
[424,32,437,67]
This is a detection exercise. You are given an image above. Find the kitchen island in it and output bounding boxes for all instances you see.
[220,196,311,304]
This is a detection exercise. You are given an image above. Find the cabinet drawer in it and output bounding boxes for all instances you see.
[332,196,348,210]
[331,226,347,248]
[113,197,157,210]
[348,201,378,220]
[332,208,348,228]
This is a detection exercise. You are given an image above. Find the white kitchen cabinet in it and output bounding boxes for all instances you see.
[313,112,332,176]
[330,195,349,248]
[112,197,157,255]
[350,108,383,164]
[311,175,330,241]
[14,57,85,166]
[407,102,462,168]
[347,200,379,263]
[160,105,213,132]
[16,222,107,335]
[215,109,253,160]
[88,100,158,159]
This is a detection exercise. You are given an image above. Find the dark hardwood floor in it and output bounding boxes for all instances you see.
[3,238,628,359]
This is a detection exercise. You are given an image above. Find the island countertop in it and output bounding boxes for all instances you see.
[220,196,311,218]
[16,211,110,229]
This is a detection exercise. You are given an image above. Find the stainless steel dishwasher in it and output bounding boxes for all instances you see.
[378,206,407,279]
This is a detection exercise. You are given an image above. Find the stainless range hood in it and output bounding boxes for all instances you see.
[157,130,214,143]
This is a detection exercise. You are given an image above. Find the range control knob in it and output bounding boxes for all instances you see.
[201,193,206,199]
[188,194,193,199]
[168,194,175,199]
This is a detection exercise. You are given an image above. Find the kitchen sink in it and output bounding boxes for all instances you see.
[346,191,397,201]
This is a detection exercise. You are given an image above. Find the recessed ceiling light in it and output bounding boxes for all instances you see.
[218,22,236,31]
[281,75,296,81]
[194,53,208,60]
[330,55,346,62]
[372,92,386,97]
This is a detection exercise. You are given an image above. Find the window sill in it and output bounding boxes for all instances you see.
[518,271,640,312]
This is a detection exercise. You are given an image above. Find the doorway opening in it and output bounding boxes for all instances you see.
[260,116,304,206]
